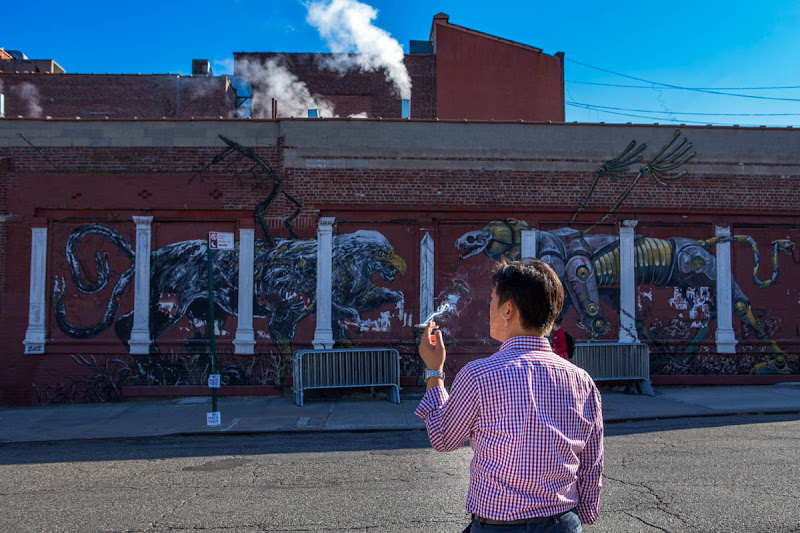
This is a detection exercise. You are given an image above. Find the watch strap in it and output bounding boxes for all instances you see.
[424,369,445,380]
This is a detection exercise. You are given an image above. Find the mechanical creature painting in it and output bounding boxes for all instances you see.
[457,219,797,374]
[455,130,798,375]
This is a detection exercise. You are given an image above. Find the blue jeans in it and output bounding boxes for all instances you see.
[463,510,582,533]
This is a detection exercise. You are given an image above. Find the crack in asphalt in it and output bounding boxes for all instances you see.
[622,510,673,532]
[604,475,690,530]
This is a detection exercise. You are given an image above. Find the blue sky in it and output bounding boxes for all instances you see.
[5,0,800,126]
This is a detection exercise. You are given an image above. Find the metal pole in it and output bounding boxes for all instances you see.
[207,236,217,413]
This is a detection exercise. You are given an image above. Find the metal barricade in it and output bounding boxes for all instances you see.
[292,348,401,406]
[572,342,654,395]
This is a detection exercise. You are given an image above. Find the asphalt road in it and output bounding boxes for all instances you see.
[1,414,799,533]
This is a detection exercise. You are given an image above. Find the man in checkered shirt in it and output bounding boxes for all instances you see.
[416,259,604,532]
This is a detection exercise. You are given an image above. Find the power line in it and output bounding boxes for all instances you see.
[565,102,784,127]
[565,58,800,102]
[567,80,800,91]
[567,101,800,117]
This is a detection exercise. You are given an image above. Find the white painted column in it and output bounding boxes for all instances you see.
[714,225,738,353]
[619,220,639,343]
[23,227,48,354]
[419,232,434,324]
[234,227,256,354]
[312,217,335,349]
[129,216,153,354]
[521,229,538,260]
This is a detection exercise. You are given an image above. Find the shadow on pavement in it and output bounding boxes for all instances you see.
[0,430,436,466]
[605,412,800,437]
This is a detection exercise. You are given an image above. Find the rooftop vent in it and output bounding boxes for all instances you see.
[192,59,212,77]
[401,99,410,119]
[6,50,28,60]
[409,40,433,54]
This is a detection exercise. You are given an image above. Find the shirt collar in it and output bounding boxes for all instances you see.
[498,336,552,353]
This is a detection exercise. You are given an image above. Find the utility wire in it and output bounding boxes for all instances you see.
[567,80,800,91]
[566,58,800,102]
[565,103,782,127]
[567,101,800,117]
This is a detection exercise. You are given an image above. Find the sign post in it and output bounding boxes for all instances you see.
[206,231,234,427]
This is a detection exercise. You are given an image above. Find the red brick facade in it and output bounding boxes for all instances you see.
[233,13,563,121]
[0,73,238,119]
[431,14,565,121]
[1,119,798,406]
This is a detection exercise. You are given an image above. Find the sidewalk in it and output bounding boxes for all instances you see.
[2,384,800,444]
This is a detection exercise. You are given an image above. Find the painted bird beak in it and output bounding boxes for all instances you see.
[380,249,407,276]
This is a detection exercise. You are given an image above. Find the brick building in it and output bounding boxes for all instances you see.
[1,14,562,123]
[1,118,798,406]
[0,72,239,119]
[0,47,239,120]
[235,13,564,121]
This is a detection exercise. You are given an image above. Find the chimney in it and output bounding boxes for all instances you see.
[271,98,278,119]
[401,98,411,119]
[191,59,212,77]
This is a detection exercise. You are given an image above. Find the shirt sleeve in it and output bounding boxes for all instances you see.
[575,385,604,524]
[414,365,480,452]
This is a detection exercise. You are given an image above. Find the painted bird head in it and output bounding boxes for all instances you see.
[337,230,406,282]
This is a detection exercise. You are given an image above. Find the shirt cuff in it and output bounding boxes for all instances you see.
[576,504,599,525]
[414,385,448,419]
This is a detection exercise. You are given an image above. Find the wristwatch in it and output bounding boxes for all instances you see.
[424,369,445,380]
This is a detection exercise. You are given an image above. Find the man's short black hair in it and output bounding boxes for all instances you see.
[491,258,564,336]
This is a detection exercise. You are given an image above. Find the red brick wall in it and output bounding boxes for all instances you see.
[433,23,564,121]
[0,73,238,119]
[1,121,799,405]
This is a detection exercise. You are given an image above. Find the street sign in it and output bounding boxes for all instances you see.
[206,411,221,426]
[208,374,221,388]
[208,232,234,250]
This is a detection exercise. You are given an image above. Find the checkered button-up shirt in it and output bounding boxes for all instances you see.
[415,336,604,524]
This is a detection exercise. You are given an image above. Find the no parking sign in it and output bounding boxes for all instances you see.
[208,231,234,250]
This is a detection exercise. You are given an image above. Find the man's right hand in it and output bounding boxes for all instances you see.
[418,321,446,371]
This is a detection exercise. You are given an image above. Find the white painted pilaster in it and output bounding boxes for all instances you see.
[419,232,434,324]
[129,216,153,354]
[312,217,335,349]
[714,226,738,353]
[234,227,256,354]
[619,220,638,343]
[521,229,538,260]
[23,227,48,354]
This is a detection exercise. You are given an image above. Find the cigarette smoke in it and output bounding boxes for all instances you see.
[306,0,412,99]
[11,82,43,117]
[236,56,335,118]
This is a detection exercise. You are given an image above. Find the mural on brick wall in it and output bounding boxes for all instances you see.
[453,130,799,376]
[454,218,798,374]
[50,225,405,385]
[455,130,800,374]
[41,135,408,403]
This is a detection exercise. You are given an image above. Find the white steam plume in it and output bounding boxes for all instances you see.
[236,57,335,118]
[11,82,43,117]
[307,0,412,99]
